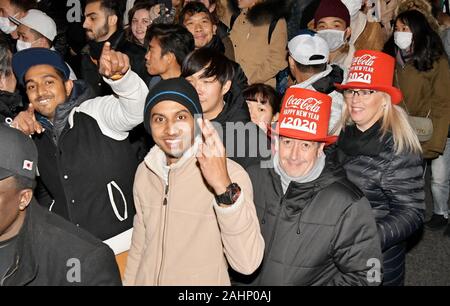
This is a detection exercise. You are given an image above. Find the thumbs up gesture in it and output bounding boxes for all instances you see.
[98,42,130,80]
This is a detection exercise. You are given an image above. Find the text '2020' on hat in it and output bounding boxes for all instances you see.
[10,9,57,41]
[12,48,71,86]
[288,31,329,65]
[0,124,38,181]
[143,78,203,133]
[272,87,337,145]
[335,50,403,104]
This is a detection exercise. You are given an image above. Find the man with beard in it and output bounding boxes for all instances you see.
[81,0,147,96]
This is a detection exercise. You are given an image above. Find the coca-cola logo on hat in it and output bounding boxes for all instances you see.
[347,54,377,84]
[280,95,322,135]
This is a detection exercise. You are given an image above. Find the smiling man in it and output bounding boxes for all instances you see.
[124,77,264,285]
[234,87,382,286]
[10,45,148,266]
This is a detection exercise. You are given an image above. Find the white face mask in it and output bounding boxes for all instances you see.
[16,39,36,51]
[394,31,413,50]
[341,0,363,18]
[317,29,346,52]
[0,16,17,34]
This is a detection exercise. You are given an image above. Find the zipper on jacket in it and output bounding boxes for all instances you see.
[0,256,19,286]
[157,172,170,285]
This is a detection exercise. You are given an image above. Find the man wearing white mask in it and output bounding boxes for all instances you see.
[10,9,77,79]
[313,0,355,71]
[341,0,384,51]
[0,0,36,38]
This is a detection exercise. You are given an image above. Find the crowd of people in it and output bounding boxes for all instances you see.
[0,0,449,286]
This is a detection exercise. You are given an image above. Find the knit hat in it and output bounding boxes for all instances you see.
[272,87,337,145]
[335,50,403,104]
[314,0,351,27]
[144,78,203,133]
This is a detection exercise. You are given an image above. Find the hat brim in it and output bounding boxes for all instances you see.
[335,82,403,104]
[269,124,338,146]
[0,167,13,181]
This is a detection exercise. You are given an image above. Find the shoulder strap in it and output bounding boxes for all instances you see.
[268,18,279,44]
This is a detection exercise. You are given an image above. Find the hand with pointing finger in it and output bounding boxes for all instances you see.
[12,103,43,135]
[196,118,232,195]
[98,42,130,80]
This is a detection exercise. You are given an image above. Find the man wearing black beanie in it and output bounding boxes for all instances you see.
[124,77,264,286]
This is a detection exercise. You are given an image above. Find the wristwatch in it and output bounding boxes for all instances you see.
[215,183,241,205]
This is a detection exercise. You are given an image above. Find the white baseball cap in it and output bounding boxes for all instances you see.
[288,32,329,65]
[11,9,57,41]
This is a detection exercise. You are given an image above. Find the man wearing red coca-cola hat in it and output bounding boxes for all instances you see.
[233,87,382,286]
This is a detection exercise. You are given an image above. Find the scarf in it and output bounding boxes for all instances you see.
[273,151,326,194]
[337,121,387,157]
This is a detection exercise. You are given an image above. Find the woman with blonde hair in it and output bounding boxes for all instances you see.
[333,50,425,286]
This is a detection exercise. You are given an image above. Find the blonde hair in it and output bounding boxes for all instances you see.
[339,92,422,155]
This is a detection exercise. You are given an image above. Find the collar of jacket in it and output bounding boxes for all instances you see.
[214,87,250,125]
[86,30,127,60]
[2,200,39,286]
[268,153,346,208]
[297,64,344,94]
[144,136,201,182]
[36,80,96,138]
[228,0,292,26]
[337,121,393,157]
[0,90,23,118]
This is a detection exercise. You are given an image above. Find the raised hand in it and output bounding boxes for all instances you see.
[196,118,231,195]
[12,103,43,135]
[98,42,130,80]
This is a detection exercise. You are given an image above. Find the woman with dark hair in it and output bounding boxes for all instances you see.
[387,9,450,160]
[387,10,450,233]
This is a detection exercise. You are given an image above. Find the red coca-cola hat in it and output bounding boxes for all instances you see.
[335,50,403,104]
[272,87,338,145]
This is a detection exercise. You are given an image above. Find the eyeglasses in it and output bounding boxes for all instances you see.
[343,89,376,99]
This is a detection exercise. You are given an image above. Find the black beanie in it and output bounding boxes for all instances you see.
[143,78,203,133]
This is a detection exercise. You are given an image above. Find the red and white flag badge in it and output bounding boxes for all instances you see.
[23,160,33,171]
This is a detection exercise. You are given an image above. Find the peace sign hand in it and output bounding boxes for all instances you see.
[196,118,231,195]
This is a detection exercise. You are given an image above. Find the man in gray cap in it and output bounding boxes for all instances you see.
[0,125,121,285]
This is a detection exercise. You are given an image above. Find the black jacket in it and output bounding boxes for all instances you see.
[0,90,24,124]
[80,30,147,96]
[212,86,270,169]
[1,201,121,286]
[235,156,382,285]
[333,122,425,286]
[33,80,138,241]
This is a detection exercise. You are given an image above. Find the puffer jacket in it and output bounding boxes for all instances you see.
[226,0,289,87]
[233,156,382,286]
[334,122,425,286]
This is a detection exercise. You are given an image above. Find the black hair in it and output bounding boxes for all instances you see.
[179,1,218,25]
[242,83,280,113]
[10,0,37,12]
[181,47,234,86]
[395,10,445,72]
[294,61,327,74]
[146,23,195,66]
[12,174,35,190]
[86,0,125,29]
